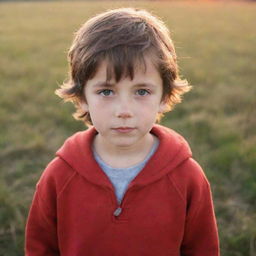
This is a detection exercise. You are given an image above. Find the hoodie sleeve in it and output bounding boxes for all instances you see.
[25,185,60,256]
[25,158,66,255]
[180,159,220,256]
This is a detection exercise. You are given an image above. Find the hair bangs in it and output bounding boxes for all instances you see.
[99,46,147,83]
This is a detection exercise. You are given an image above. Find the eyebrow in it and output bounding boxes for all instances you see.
[93,81,115,88]
[92,81,157,89]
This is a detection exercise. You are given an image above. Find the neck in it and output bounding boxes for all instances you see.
[93,133,156,168]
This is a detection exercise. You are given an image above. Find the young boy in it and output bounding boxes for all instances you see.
[25,7,220,255]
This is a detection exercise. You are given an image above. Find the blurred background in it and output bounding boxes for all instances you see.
[0,0,255,255]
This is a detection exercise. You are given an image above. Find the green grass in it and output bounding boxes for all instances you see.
[0,1,256,255]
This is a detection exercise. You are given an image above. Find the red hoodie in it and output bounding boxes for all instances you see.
[25,124,220,256]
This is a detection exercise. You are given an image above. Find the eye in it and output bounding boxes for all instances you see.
[136,89,150,96]
[98,89,114,96]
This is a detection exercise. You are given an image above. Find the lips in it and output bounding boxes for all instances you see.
[112,127,135,133]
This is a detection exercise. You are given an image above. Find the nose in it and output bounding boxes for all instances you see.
[115,97,133,119]
[117,111,132,119]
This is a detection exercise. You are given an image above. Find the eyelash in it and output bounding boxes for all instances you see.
[97,89,151,96]
[97,89,113,96]
[136,89,150,96]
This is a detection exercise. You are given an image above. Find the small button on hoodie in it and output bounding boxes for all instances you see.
[113,207,122,217]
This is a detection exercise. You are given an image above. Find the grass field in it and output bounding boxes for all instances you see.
[0,1,256,255]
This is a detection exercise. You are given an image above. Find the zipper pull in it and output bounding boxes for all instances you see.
[113,207,122,217]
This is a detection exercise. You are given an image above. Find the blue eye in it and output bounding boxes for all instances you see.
[136,89,149,96]
[99,89,113,96]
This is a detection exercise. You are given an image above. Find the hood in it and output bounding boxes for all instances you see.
[56,124,192,190]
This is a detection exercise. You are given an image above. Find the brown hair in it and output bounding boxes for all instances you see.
[55,7,192,126]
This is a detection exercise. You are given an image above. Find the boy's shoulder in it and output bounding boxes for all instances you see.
[167,157,211,205]
[36,156,76,196]
[35,127,96,194]
[153,125,211,200]
[154,124,208,177]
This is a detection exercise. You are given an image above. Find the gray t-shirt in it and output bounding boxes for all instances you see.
[93,138,159,204]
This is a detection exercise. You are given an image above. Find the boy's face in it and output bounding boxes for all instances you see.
[82,55,166,150]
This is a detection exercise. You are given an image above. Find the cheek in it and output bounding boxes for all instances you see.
[87,100,112,126]
[137,100,161,114]
[137,104,161,125]
[87,98,109,113]
[89,111,108,129]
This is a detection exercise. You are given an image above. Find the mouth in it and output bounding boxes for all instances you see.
[112,127,136,133]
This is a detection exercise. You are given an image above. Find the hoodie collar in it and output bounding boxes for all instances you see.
[56,124,192,190]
